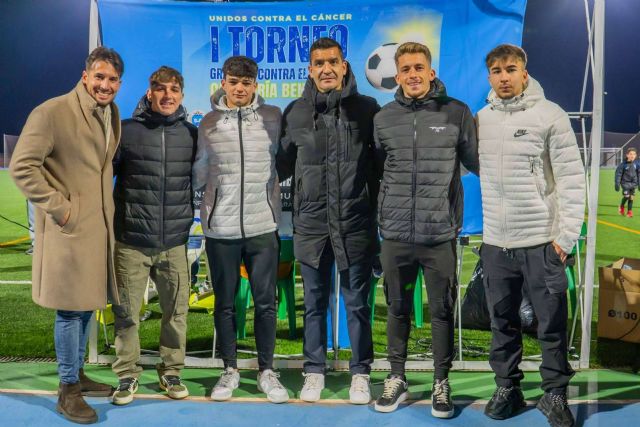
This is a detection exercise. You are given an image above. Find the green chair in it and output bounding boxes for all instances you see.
[368,267,425,328]
[566,222,587,317]
[276,239,297,338]
[234,239,297,339]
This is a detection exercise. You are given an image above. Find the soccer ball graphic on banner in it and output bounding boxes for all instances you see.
[365,43,399,92]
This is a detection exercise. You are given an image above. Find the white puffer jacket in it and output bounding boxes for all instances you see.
[477,77,585,254]
[193,90,282,239]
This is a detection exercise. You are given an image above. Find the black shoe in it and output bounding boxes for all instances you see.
[536,392,575,427]
[485,386,526,420]
[431,378,454,418]
[374,374,408,413]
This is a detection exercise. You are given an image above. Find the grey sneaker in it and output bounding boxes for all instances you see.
[111,377,138,406]
[210,367,240,401]
[257,369,289,403]
[349,374,371,404]
[299,373,325,402]
[159,374,189,400]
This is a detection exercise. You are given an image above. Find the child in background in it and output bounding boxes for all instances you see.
[615,147,640,218]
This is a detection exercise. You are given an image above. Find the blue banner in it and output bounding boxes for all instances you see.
[99,0,526,122]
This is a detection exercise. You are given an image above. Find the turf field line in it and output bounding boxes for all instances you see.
[0,280,31,284]
[597,218,640,235]
[1,389,638,405]
[0,236,29,247]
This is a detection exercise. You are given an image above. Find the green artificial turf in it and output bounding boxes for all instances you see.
[2,168,640,369]
[0,170,32,281]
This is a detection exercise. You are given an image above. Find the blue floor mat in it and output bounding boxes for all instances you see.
[1,393,638,426]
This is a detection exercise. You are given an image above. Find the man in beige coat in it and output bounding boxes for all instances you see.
[10,47,124,425]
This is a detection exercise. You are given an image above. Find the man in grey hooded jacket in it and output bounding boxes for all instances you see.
[477,44,584,427]
[193,56,288,404]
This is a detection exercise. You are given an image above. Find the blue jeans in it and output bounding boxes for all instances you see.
[54,310,93,384]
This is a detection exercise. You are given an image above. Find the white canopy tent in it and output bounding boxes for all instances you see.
[88,0,605,371]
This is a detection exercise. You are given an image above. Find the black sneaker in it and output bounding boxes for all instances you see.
[536,392,575,427]
[374,374,408,413]
[484,386,526,420]
[431,378,454,418]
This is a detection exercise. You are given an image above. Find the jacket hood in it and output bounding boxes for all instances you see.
[393,77,448,107]
[486,76,545,112]
[210,88,265,113]
[301,62,358,110]
[132,95,187,124]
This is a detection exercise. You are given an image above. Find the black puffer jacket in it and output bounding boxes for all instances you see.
[374,79,479,245]
[615,159,640,192]
[277,66,380,270]
[113,96,197,249]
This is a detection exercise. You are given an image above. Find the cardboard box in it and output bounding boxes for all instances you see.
[598,258,640,343]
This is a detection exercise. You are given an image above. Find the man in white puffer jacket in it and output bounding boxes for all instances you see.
[477,44,584,427]
[192,56,288,404]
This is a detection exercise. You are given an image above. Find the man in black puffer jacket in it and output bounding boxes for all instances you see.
[277,37,380,404]
[110,66,197,405]
[373,42,479,417]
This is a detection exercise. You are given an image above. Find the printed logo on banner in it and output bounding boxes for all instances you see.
[189,110,205,127]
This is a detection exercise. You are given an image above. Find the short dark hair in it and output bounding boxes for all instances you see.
[85,46,124,77]
[485,44,527,69]
[309,37,344,61]
[149,66,184,91]
[222,56,258,79]
[394,42,432,65]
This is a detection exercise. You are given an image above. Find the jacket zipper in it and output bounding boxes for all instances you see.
[238,110,246,239]
[499,111,507,246]
[411,109,417,244]
[160,126,166,246]
[325,115,337,250]
[336,114,342,233]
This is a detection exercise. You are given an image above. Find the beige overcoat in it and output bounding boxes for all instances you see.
[10,80,121,311]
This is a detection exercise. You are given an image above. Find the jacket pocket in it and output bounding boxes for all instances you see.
[294,177,303,216]
[543,243,568,294]
[207,188,218,229]
[60,192,80,234]
[529,156,545,198]
[266,183,277,223]
[378,185,388,221]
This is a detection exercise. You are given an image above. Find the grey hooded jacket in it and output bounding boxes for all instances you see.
[193,90,282,239]
[477,77,585,253]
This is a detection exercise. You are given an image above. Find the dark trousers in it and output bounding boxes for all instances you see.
[482,243,575,394]
[300,243,373,375]
[205,232,279,371]
[380,239,457,379]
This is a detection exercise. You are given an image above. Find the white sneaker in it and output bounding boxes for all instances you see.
[299,373,325,402]
[210,367,240,401]
[349,374,371,404]
[257,369,289,403]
